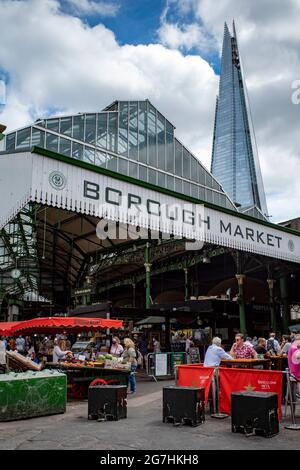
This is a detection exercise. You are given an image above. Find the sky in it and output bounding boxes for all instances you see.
[0,0,300,223]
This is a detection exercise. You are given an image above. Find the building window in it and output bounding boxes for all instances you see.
[129,102,138,161]
[138,101,147,164]
[95,150,107,168]
[191,157,198,183]
[72,115,84,141]
[183,148,190,179]
[60,117,72,137]
[59,137,71,157]
[45,132,58,153]
[46,119,59,133]
[129,161,138,179]
[205,188,213,203]
[139,165,147,182]
[183,181,190,196]
[31,128,45,147]
[107,155,118,171]
[85,114,96,145]
[97,113,108,149]
[191,184,198,199]
[108,113,118,153]
[6,132,16,151]
[148,103,157,167]
[119,102,129,156]
[119,158,128,175]
[175,140,182,176]
[148,168,157,185]
[83,146,95,164]
[166,175,174,191]
[157,172,166,188]
[72,142,83,160]
[157,112,165,170]
[16,128,30,149]
[175,178,182,193]
[166,121,174,173]
[199,186,205,201]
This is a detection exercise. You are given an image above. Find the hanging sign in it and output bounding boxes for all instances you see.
[1,151,300,264]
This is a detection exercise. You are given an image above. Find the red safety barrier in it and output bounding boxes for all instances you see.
[219,368,283,420]
[177,364,214,403]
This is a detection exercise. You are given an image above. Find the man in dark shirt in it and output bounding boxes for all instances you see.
[254,338,268,355]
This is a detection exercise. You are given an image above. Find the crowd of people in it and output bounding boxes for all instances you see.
[0,332,161,395]
[203,331,300,377]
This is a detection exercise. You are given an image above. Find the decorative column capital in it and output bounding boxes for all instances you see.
[235,274,246,286]
[144,263,152,273]
[183,267,188,274]
[267,279,275,289]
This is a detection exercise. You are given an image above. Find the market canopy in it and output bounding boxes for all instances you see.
[0,322,22,336]
[0,317,122,336]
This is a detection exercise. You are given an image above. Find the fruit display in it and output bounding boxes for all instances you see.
[54,353,132,370]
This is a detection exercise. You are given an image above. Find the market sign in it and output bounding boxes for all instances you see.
[1,150,300,264]
[74,288,93,296]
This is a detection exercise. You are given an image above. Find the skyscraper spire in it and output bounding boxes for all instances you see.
[211,22,268,218]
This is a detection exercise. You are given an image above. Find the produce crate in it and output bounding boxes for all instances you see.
[0,370,67,421]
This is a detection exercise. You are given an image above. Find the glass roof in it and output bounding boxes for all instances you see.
[4,99,237,211]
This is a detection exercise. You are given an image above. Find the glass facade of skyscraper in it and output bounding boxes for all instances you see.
[211,23,268,219]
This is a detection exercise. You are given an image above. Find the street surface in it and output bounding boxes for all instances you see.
[0,376,300,450]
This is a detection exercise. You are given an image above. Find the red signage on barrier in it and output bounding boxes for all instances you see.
[177,364,214,403]
[219,368,283,419]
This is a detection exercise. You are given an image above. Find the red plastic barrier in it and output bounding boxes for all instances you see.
[177,364,215,403]
[219,368,283,420]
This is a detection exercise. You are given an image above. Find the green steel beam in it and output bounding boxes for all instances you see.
[96,246,228,295]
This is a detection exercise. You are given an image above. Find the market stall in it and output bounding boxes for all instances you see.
[0,317,130,398]
[46,362,131,398]
[2,317,122,335]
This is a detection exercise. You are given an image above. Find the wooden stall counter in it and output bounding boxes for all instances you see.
[220,358,271,370]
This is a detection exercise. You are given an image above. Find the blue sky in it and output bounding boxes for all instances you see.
[85,0,165,45]
[59,0,221,72]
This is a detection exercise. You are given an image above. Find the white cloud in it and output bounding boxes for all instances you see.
[159,0,300,221]
[158,21,215,52]
[65,0,119,17]
[0,0,217,171]
[0,0,299,222]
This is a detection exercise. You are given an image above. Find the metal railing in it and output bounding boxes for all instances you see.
[146,352,187,382]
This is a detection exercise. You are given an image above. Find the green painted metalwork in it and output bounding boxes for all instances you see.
[0,203,39,303]
[144,242,151,309]
[280,276,290,333]
[96,245,228,295]
[0,370,67,421]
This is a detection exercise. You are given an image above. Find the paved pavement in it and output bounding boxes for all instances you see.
[0,377,300,450]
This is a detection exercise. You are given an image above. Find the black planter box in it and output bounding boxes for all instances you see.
[231,391,279,437]
[163,386,205,426]
[88,385,127,421]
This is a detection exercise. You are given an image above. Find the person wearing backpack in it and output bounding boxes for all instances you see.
[266,333,280,355]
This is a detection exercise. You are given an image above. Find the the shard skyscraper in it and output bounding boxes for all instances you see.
[211,22,268,219]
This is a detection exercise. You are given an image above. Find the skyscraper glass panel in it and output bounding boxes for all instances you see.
[211,22,268,217]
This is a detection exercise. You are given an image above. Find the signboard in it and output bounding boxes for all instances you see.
[1,151,300,264]
[188,347,200,364]
[74,288,92,296]
[155,353,168,376]
[171,352,186,373]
